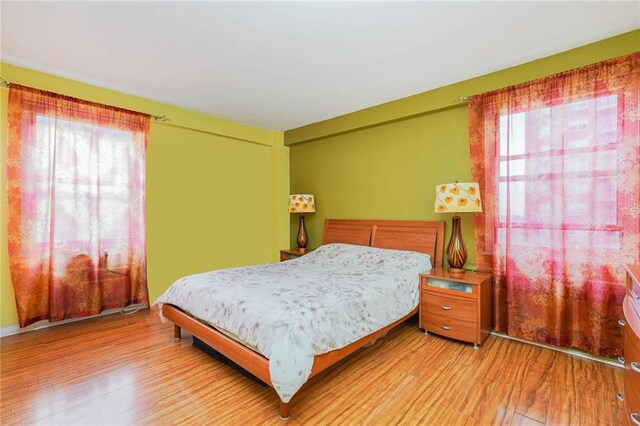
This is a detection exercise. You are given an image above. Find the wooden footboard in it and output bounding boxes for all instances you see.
[162,303,418,419]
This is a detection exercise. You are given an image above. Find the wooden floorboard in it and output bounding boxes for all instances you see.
[0,307,624,425]
[515,347,556,423]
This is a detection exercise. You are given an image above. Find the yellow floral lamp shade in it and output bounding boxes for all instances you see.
[434,183,482,213]
[289,194,316,213]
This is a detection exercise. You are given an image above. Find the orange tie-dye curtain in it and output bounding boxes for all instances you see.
[7,85,150,327]
[469,53,640,356]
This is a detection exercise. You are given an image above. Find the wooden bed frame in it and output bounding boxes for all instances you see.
[162,219,445,419]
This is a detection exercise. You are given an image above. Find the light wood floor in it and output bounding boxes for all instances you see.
[0,307,624,425]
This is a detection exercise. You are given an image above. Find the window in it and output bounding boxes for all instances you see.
[497,95,620,249]
[23,115,136,268]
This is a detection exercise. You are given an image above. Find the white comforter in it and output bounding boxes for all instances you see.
[156,243,431,402]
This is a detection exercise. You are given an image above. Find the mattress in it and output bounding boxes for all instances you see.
[156,243,431,402]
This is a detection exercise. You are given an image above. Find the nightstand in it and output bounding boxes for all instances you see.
[419,268,492,349]
[279,248,314,262]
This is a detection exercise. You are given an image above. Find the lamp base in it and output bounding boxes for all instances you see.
[446,214,468,272]
[296,214,309,249]
[447,267,466,275]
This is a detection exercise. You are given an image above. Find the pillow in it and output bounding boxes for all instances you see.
[298,243,431,273]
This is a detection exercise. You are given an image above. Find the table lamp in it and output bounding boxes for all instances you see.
[434,182,482,274]
[289,194,316,250]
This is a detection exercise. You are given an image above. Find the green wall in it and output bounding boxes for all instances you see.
[287,30,640,269]
[0,62,290,327]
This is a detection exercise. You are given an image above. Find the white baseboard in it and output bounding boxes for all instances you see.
[0,304,147,337]
[490,330,623,369]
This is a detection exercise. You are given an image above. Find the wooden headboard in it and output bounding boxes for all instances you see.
[322,219,445,267]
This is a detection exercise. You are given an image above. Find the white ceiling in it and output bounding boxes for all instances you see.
[1,2,638,131]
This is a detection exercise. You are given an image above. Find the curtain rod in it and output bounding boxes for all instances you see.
[0,76,170,122]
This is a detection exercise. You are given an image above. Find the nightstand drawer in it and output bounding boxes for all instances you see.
[422,277,473,294]
[422,291,476,322]
[423,313,477,343]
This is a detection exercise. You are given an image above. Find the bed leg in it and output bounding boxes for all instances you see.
[174,324,182,340]
[279,401,291,421]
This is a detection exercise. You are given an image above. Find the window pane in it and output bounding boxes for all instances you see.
[499,112,526,156]
[498,181,526,222]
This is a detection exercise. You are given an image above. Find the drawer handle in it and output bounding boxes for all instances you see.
[440,325,452,330]
[631,362,640,373]
[619,319,626,326]
[440,305,452,310]
[631,413,640,426]
[619,356,625,364]
[617,392,624,402]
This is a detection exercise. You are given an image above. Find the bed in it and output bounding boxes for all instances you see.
[158,219,445,419]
